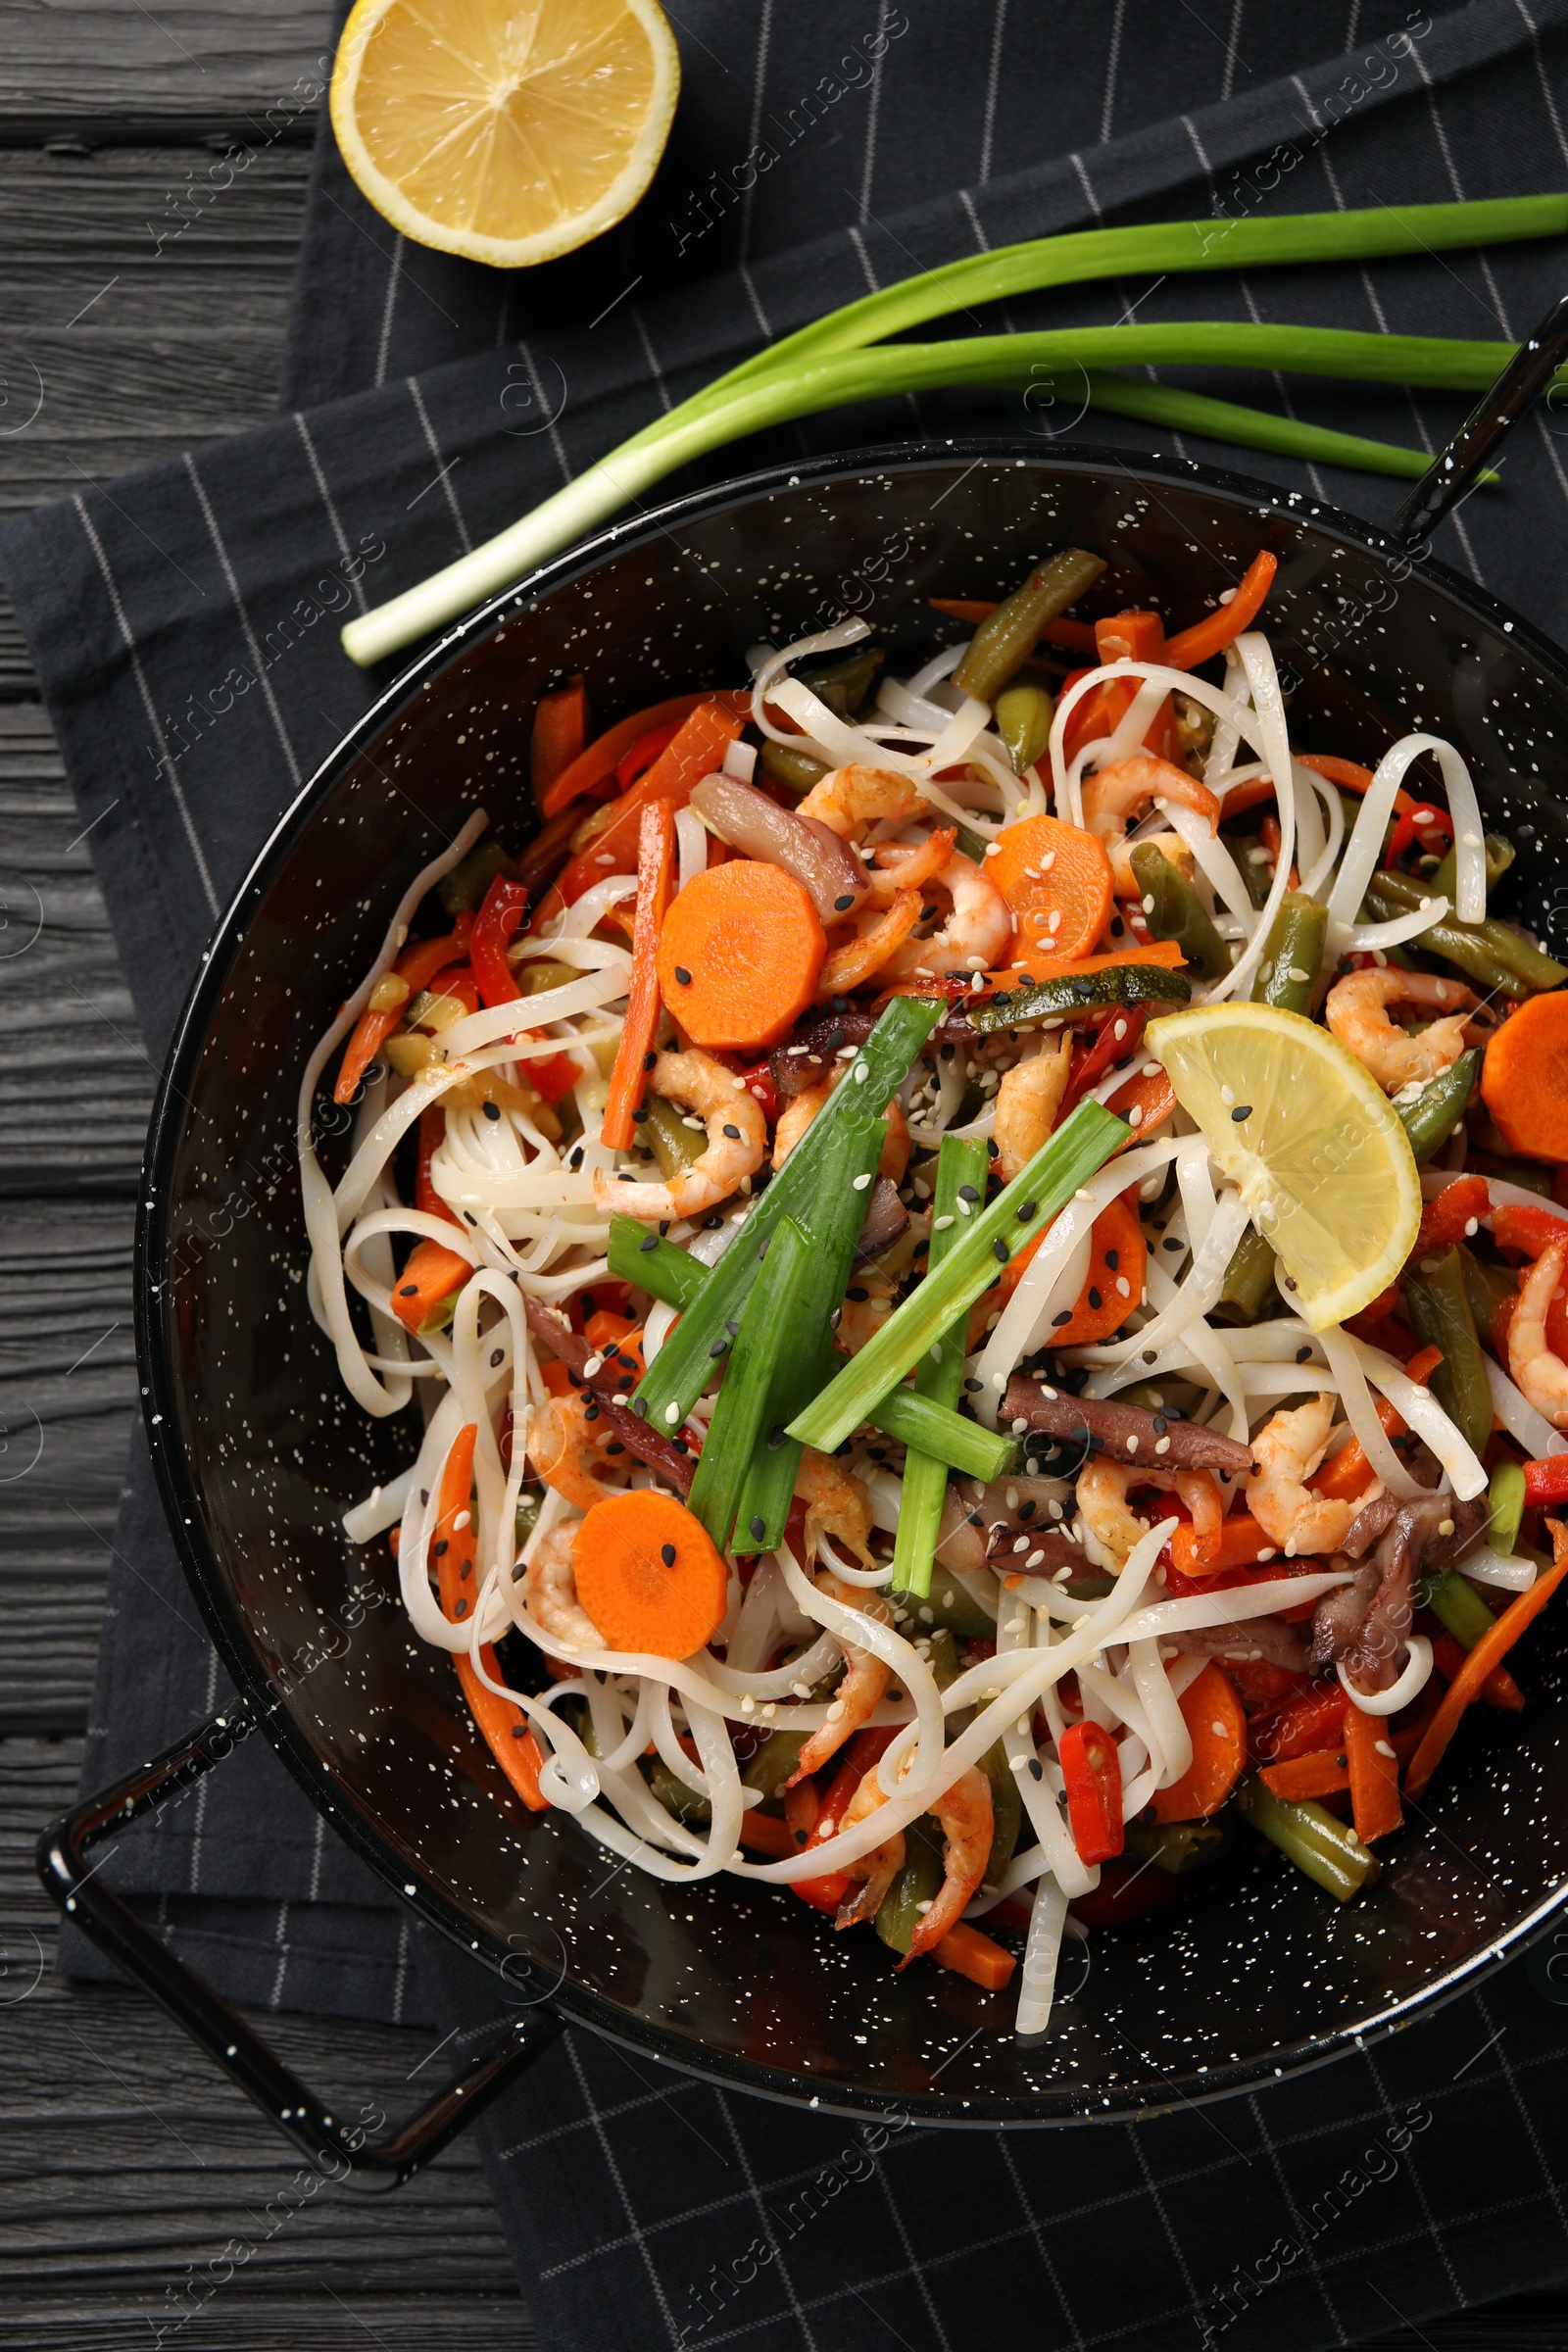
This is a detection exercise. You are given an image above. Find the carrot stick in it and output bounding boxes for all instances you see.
[1480,992,1568,1161]
[333,912,474,1104]
[431,1424,549,1810]
[569,1490,728,1659]
[601,801,676,1151]
[1344,1700,1402,1840]
[1430,1625,1524,1712]
[1297,752,1419,820]
[1404,1534,1568,1799]
[931,1920,1016,1991]
[1104,1063,1176,1143]
[818,888,920,996]
[1163,550,1277,669]
[1309,1344,1443,1500]
[530,677,587,811]
[657,859,825,1052]
[391,1236,472,1334]
[1260,1751,1350,1801]
[539,690,749,821]
[926,596,1098,655]
[988,813,1115,965]
[1150,1662,1247,1820]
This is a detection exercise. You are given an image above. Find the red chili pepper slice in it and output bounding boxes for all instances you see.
[471,874,530,1008]
[1057,1719,1124,1864]
[1522,1454,1568,1507]
[734,1058,780,1122]
[1059,1005,1150,1120]
[1384,801,1454,874]
[790,1727,897,1913]
[1250,1681,1345,1765]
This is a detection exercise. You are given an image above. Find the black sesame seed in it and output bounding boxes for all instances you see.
[661,1543,677,1567]
[957,1184,980,1203]
[702,1214,722,1230]
[638,1234,659,1253]
[768,1424,788,1448]
[433,1539,449,1558]
[673,965,692,985]
[631,1105,649,1123]
[992,1238,1008,1262]
[482,1100,502,1121]
[1017,1200,1037,1222]
[1152,1413,1167,1436]
[1231,1103,1252,1123]
[1162,1237,1183,1251]
[454,1597,467,1617]
[1027,1756,1044,1781]
[659,1220,670,1236]
[511,1724,530,1740]
[710,1337,728,1357]
[569,1146,584,1169]
[399,1283,418,1297]
[1053,1310,1073,1327]
[750,1516,766,1541]
[460,1558,472,1580]
[1104,1249,1119,1270]
[490,1347,505,1367]
[643,1051,659,1070]
[633,1397,649,1418]
[583,1401,600,1422]
[722,1123,742,1140]
[987,1138,1000,1158]
[963,1376,983,1392]
[1017,1499,1037,1521]
[1087,1287,1102,1309]
[606,1440,625,1455]
[847,1286,869,1302]
[1296,1346,1312,1363]
[463,1210,477,1226]
[833,894,855,912]
[825,1029,846,1050]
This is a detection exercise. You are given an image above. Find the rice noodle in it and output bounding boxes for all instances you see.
[1340,1635,1433,1717]
[1315,1325,1425,1500]
[1014,1879,1071,2039]
[1483,1355,1568,1458]
[1351,1338,1488,1499]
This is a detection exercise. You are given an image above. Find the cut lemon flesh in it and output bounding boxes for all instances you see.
[331,0,680,267]
[1146,1002,1421,1332]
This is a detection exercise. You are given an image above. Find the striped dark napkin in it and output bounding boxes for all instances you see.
[7,4,1568,2345]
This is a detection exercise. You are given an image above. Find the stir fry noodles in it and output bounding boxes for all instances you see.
[305,546,1568,2036]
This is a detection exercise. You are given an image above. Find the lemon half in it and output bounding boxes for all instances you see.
[1147,1002,1421,1332]
[331,0,680,268]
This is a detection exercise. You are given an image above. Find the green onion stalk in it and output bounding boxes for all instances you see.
[340,196,1568,665]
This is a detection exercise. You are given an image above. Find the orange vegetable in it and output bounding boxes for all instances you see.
[539,689,747,821]
[1163,550,1277,669]
[600,801,676,1152]
[1103,1062,1177,1143]
[1042,1196,1147,1347]
[1259,1750,1349,1801]
[1095,611,1165,665]
[931,1921,1016,1991]
[1169,1513,1275,1580]
[987,814,1114,966]
[1308,1344,1443,1501]
[391,1236,472,1334]
[1429,1625,1523,1711]
[333,911,473,1104]
[1481,992,1568,1162]
[1296,752,1418,821]
[1343,1698,1402,1841]
[583,1308,645,1378]
[530,677,587,810]
[990,937,1186,990]
[570,1490,728,1659]
[736,1810,799,1859]
[657,859,825,1052]
[433,1424,549,1810]
[818,888,921,997]
[926,596,1098,655]
[1150,1662,1247,1821]
[1404,1529,1568,1799]
[554,699,748,903]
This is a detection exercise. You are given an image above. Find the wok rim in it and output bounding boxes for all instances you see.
[135,434,1568,2127]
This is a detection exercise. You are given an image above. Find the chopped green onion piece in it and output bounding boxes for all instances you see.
[1489,1459,1527,1559]
[629,995,942,1433]
[1234,1775,1380,1903]
[892,1133,989,1600]
[686,1218,808,1551]
[787,1101,1127,1456]
[608,1216,705,1307]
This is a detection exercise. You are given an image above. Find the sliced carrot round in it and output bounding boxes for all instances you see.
[1046,1196,1147,1346]
[987,815,1113,965]
[1481,991,1568,1161]
[571,1491,728,1659]
[657,858,825,1052]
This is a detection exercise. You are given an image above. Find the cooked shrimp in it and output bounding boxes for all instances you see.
[528,1393,621,1512]
[1324,967,1482,1094]
[1080,755,1221,895]
[836,1271,897,1354]
[774,1076,909,1183]
[786,1573,892,1781]
[902,1766,994,1964]
[593,1048,766,1221]
[883,851,1014,980]
[523,1523,602,1651]
[994,1035,1071,1182]
[1075,1459,1222,1571]
[865,826,957,907]
[1508,1237,1568,1427]
[834,1765,906,1929]
[796,1454,876,1567]
[1248,1394,1365,1554]
[796,762,923,840]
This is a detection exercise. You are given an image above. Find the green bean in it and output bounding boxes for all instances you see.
[1129,845,1230,980]
[874,1818,946,1954]
[686,1218,808,1549]
[1228,834,1274,910]
[646,1757,710,1823]
[1363,872,1568,998]
[1212,1225,1279,1325]
[892,1133,990,1600]
[1123,1817,1230,1875]
[1489,1458,1527,1557]
[1430,832,1515,901]
[1456,1242,1515,1348]
[994,682,1055,776]
[1235,1775,1380,1901]
[954,822,990,863]
[976,1741,1023,1887]
[761,740,830,796]
[953,548,1106,703]
[1251,892,1329,1015]
[1396,1051,1477,1165]
[906,1565,1001,1641]
[914,1626,962,1690]
[1421,1568,1498,1650]
[641,1095,708,1183]
[1399,1245,1493,1459]
[740,1727,810,1801]
[795,645,884,719]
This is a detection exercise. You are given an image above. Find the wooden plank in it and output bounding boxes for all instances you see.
[1,1,334,135]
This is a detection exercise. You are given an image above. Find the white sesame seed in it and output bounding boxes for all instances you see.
[934,1212,955,1230]
[664,1403,679,1424]
[852,1172,872,1190]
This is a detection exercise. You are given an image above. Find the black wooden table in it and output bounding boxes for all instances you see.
[1,8,1565,2345]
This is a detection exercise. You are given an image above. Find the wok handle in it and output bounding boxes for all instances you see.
[1388,291,1568,546]
[36,1692,561,2192]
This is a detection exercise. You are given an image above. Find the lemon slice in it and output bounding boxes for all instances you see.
[331,0,680,268]
[1146,1002,1421,1332]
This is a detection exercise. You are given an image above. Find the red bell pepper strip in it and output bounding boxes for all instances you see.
[615,721,683,791]
[471,874,531,1007]
[1057,1720,1124,1864]
[1250,1680,1345,1765]
[733,1058,779,1123]
[790,1727,898,1915]
[1522,1454,1568,1507]
[1414,1176,1493,1254]
[554,699,748,906]
[1385,801,1453,873]
[333,910,473,1104]
[540,690,751,821]
[434,1423,549,1809]
[1162,549,1277,669]
[1491,1200,1568,1260]
[601,800,677,1152]
[1059,1005,1151,1120]
[530,678,587,810]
